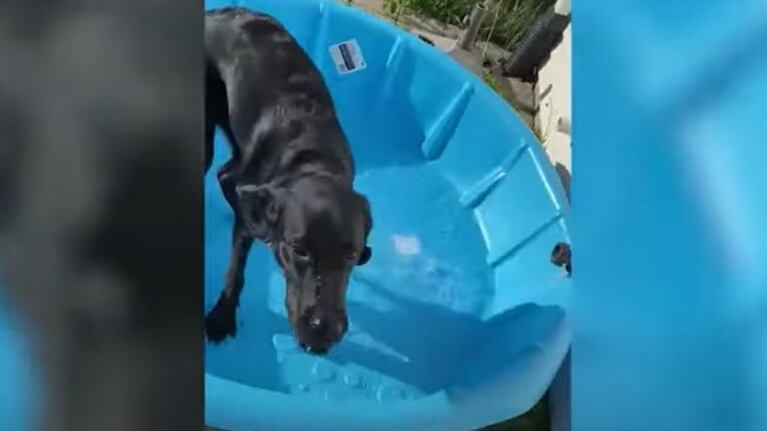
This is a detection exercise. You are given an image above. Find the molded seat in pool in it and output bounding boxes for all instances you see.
[204,1,571,430]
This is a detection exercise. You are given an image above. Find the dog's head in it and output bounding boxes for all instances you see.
[236,177,372,354]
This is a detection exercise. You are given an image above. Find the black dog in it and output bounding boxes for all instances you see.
[204,7,373,355]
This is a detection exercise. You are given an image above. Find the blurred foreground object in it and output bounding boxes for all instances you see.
[0,0,202,429]
[574,1,767,431]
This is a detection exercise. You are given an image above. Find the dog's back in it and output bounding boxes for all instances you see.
[205,7,351,182]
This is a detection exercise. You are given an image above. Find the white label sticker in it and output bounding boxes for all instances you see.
[328,39,366,75]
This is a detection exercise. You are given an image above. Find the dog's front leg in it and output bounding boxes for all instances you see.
[205,224,253,343]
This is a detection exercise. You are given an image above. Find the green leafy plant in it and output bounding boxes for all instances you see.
[383,0,399,14]
[383,0,413,23]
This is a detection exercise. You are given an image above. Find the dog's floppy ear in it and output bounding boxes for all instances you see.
[357,195,373,266]
[235,183,284,236]
[357,246,372,266]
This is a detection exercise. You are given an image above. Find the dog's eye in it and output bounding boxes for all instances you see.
[292,244,310,259]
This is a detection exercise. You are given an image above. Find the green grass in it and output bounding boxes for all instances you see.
[480,71,534,126]
[479,0,555,52]
[481,70,505,94]
[382,0,554,49]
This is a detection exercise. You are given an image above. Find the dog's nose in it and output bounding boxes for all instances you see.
[307,314,347,342]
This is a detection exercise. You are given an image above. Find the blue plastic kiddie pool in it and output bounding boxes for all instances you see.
[204,0,571,430]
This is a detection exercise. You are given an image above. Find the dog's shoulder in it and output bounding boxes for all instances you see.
[205,7,284,33]
[206,7,295,52]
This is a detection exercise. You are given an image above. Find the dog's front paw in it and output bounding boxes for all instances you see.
[205,297,237,343]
